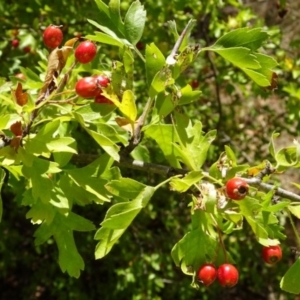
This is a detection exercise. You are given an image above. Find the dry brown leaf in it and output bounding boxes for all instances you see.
[39,45,74,97]
[10,121,23,136]
[13,82,28,106]
[10,136,22,152]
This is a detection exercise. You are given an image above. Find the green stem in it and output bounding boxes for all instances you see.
[287,210,300,249]
[133,46,145,63]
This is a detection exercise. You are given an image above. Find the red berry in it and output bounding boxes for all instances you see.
[262,245,282,264]
[94,94,113,105]
[43,25,63,49]
[136,42,144,50]
[225,177,249,200]
[197,264,217,286]
[190,79,199,89]
[75,77,101,98]
[11,39,19,48]
[75,40,97,64]
[217,264,239,288]
[23,46,31,53]
[93,74,110,88]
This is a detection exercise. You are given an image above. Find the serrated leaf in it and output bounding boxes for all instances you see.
[64,212,95,232]
[203,28,277,87]
[178,85,201,105]
[54,229,84,278]
[95,185,155,258]
[144,124,181,168]
[280,258,300,294]
[124,1,146,45]
[170,171,203,192]
[26,202,56,224]
[85,128,120,161]
[212,27,269,51]
[105,177,146,198]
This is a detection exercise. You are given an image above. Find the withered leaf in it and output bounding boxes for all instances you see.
[13,82,28,106]
[10,121,23,136]
[10,136,22,152]
[39,42,76,98]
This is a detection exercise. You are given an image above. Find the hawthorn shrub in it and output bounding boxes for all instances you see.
[0,0,300,299]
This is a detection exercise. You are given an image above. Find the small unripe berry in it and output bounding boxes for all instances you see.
[217,264,239,288]
[226,177,249,200]
[262,245,282,265]
[43,25,63,49]
[197,264,217,286]
[75,40,97,64]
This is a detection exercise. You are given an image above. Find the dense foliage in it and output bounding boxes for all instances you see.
[1,0,300,299]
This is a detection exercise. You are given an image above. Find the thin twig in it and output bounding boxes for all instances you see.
[166,19,196,65]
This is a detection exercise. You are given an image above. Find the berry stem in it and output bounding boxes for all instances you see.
[210,213,228,263]
[133,46,146,63]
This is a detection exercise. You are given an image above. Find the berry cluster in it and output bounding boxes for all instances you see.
[197,245,282,288]
[41,25,112,104]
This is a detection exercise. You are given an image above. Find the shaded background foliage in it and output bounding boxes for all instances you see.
[0,0,300,299]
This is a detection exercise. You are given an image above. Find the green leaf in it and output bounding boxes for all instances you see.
[124,0,146,45]
[85,128,120,161]
[211,27,269,51]
[0,168,5,222]
[178,85,201,106]
[170,171,203,192]
[269,132,280,158]
[148,66,174,98]
[174,121,216,170]
[280,257,300,294]
[67,162,112,203]
[144,124,181,168]
[288,205,300,218]
[145,43,165,87]
[171,228,218,275]
[105,177,147,198]
[26,202,56,224]
[108,0,125,36]
[64,212,96,232]
[86,32,123,47]
[95,185,155,258]
[119,90,137,122]
[172,45,200,79]
[203,28,277,87]
[54,229,84,278]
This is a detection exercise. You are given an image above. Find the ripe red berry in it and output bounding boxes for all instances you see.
[225,177,249,200]
[11,39,19,48]
[197,264,217,286]
[217,264,239,288]
[75,77,102,98]
[75,40,97,64]
[23,46,31,53]
[262,245,282,265]
[93,74,110,88]
[190,79,199,89]
[43,25,63,49]
[94,94,113,105]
